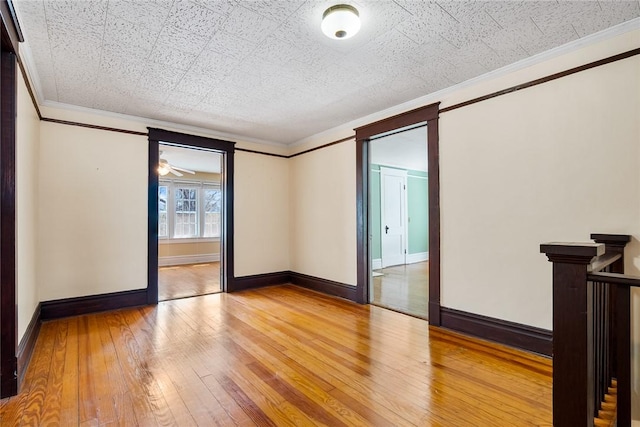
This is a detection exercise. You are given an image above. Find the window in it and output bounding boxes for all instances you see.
[158,185,168,238]
[204,187,221,238]
[174,187,198,238]
[159,180,221,240]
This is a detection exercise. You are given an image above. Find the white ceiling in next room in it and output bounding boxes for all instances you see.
[13,1,640,145]
[160,144,222,174]
[371,125,428,172]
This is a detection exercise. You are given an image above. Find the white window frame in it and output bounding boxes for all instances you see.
[158,183,170,239]
[159,179,221,242]
[202,183,222,239]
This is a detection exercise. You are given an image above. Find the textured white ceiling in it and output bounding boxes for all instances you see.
[371,125,428,172]
[160,143,222,173]
[14,1,640,145]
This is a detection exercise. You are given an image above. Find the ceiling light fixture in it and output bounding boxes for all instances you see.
[321,4,360,40]
[157,160,171,176]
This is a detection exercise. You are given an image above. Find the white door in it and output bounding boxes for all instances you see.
[381,167,407,268]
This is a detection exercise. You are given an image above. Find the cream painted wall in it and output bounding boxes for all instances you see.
[37,123,148,301]
[16,71,41,341]
[439,56,640,330]
[289,142,357,285]
[234,152,290,276]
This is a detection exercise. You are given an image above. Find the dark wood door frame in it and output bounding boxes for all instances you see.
[147,128,235,304]
[354,102,442,325]
[0,0,21,398]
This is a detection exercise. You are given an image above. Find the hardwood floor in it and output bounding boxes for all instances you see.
[0,285,552,426]
[158,262,220,301]
[372,261,428,319]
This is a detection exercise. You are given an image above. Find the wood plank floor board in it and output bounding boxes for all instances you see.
[1,285,552,426]
[103,311,163,426]
[200,374,258,427]
[38,320,69,426]
[18,321,57,426]
[254,286,433,365]
[223,288,549,426]
[59,319,80,426]
[225,330,370,427]
[158,262,221,301]
[372,261,429,318]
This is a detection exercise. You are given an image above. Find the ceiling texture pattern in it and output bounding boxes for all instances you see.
[14,0,640,144]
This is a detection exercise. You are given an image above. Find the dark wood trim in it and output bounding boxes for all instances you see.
[231,271,358,302]
[289,272,357,301]
[17,302,41,385]
[540,242,598,426]
[0,1,21,54]
[0,47,18,399]
[615,283,631,426]
[235,147,288,158]
[41,117,147,136]
[540,242,604,263]
[590,234,631,271]
[230,272,291,292]
[441,48,640,113]
[590,233,631,246]
[426,115,441,325]
[4,1,22,42]
[149,128,236,151]
[147,138,159,304]
[440,307,552,356]
[288,135,354,158]
[354,134,368,304]
[590,233,630,385]
[40,289,148,320]
[147,128,236,300]
[354,102,440,321]
[354,104,438,140]
[587,272,640,287]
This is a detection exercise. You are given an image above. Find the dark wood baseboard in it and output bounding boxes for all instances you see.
[230,272,291,292]
[41,289,148,320]
[17,302,41,385]
[231,271,357,302]
[429,301,442,326]
[289,272,357,302]
[440,307,552,356]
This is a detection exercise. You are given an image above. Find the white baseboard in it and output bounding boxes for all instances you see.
[407,252,428,264]
[159,254,220,267]
[372,258,382,270]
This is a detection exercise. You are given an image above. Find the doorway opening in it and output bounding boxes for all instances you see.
[157,144,223,301]
[147,128,235,304]
[370,124,429,318]
[354,102,441,324]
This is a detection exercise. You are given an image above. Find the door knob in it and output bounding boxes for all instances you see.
[385,225,389,234]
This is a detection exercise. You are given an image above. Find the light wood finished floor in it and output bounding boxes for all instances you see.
[158,262,220,301]
[0,285,552,426]
[372,261,429,319]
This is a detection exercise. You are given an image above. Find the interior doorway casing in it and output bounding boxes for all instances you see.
[147,128,235,304]
[354,102,441,325]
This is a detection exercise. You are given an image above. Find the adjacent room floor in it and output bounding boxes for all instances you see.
[372,261,428,319]
[158,262,221,301]
[0,285,552,426]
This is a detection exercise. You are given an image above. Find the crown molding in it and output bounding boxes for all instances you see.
[291,18,640,149]
[13,2,639,152]
[39,100,287,148]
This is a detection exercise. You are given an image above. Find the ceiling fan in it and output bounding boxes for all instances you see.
[158,151,196,177]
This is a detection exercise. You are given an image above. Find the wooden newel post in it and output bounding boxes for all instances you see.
[540,242,605,427]
[590,234,631,382]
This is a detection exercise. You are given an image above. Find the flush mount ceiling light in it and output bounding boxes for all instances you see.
[321,4,360,40]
